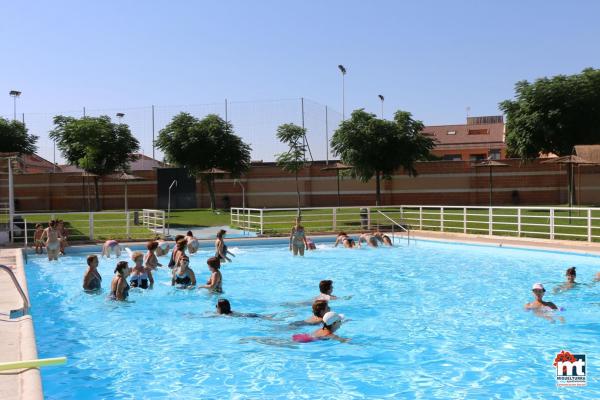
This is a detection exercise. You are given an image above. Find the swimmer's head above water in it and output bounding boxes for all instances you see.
[312,300,330,318]
[322,312,343,332]
[216,299,232,315]
[566,267,576,283]
[319,280,333,295]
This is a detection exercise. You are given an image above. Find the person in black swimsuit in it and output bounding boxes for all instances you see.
[215,229,233,262]
[129,251,154,289]
[110,261,130,301]
[171,255,197,288]
[83,254,102,291]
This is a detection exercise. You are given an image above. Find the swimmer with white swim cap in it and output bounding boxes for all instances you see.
[313,312,349,342]
[525,283,558,311]
[102,239,122,258]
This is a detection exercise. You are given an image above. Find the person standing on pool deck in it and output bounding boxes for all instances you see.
[554,267,577,293]
[289,216,309,256]
[524,283,558,310]
[313,312,349,342]
[110,261,131,301]
[215,229,233,262]
[144,241,162,270]
[40,219,62,261]
[82,255,102,291]
[199,256,223,293]
[129,251,154,289]
[171,255,196,288]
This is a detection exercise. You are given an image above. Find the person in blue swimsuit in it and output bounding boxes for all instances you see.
[129,251,154,289]
[171,255,196,288]
[110,261,130,301]
[289,216,309,256]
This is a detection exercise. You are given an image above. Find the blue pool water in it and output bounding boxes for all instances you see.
[26,239,600,399]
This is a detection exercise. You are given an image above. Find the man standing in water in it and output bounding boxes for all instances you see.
[40,220,62,261]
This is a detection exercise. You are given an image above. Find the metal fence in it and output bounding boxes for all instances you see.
[231,205,600,242]
[12,209,165,245]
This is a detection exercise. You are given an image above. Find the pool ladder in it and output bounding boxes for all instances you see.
[376,210,411,246]
[0,265,30,318]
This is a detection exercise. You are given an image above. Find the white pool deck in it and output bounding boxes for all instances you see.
[1,231,600,399]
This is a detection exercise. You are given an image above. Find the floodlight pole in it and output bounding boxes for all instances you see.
[338,65,346,120]
[378,94,384,119]
[9,90,21,121]
[167,180,177,236]
[7,157,15,242]
[325,105,329,165]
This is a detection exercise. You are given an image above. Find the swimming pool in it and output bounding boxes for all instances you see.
[26,239,600,399]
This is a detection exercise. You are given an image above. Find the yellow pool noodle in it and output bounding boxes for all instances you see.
[0,357,67,371]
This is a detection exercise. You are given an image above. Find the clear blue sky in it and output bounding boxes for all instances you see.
[1,0,599,162]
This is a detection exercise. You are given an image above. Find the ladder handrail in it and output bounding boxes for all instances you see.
[376,210,410,245]
[0,265,30,316]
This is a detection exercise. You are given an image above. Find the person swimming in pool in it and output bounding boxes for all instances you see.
[82,254,102,291]
[334,232,356,248]
[215,229,234,262]
[316,280,338,301]
[289,216,309,256]
[358,232,378,248]
[110,261,131,301]
[215,299,265,318]
[553,267,577,293]
[129,251,154,289]
[171,255,196,288]
[199,256,223,293]
[102,239,122,258]
[144,240,162,270]
[288,299,333,328]
[312,312,349,342]
[374,230,393,246]
[186,231,200,254]
[525,283,558,311]
[155,239,170,257]
[40,219,62,261]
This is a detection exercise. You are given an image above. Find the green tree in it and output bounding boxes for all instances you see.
[155,113,251,210]
[50,115,140,210]
[0,117,38,154]
[331,109,435,205]
[500,68,600,158]
[275,123,308,214]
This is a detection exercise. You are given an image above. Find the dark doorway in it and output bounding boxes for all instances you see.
[157,168,197,209]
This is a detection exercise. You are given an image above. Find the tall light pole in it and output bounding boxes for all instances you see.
[338,65,346,120]
[9,90,21,121]
[116,112,125,123]
[378,94,384,119]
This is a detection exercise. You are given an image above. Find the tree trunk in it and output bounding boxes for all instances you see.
[375,171,381,206]
[94,176,100,211]
[295,170,301,217]
[204,175,217,211]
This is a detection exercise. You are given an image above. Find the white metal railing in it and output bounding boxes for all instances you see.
[230,205,600,242]
[13,210,166,246]
[0,264,30,317]
[376,210,410,246]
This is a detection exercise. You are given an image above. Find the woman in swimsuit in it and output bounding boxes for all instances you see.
[554,267,577,293]
[215,299,264,318]
[289,216,309,256]
[334,232,356,248]
[102,239,121,258]
[144,241,162,270]
[171,255,196,288]
[40,219,62,261]
[524,283,558,311]
[110,261,131,301]
[83,254,102,291]
[215,229,232,262]
[57,220,69,255]
[168,238,187,269]
[312,312,349,342]
[129,251,154,289]
[374,230,392,246]
[200,256,223,293]
[33,223,44,254]
[155,240,170,257]
[186,231,200,254]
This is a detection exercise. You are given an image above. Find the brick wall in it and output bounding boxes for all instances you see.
[3,160,599,211]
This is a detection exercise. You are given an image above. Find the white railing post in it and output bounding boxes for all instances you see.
[367,207,371,230]
[260,209,264,235]
[24,219,28,248]
[332,208,337,231]
[488,207,493,236]
[419,206,423,230]
[440,207,444,232]
[89,212,94,241]
[126,211,130,239]
[517,208,521,237]
[549,209,555,240]
[588,209,592,242]
[463,207,467,234]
